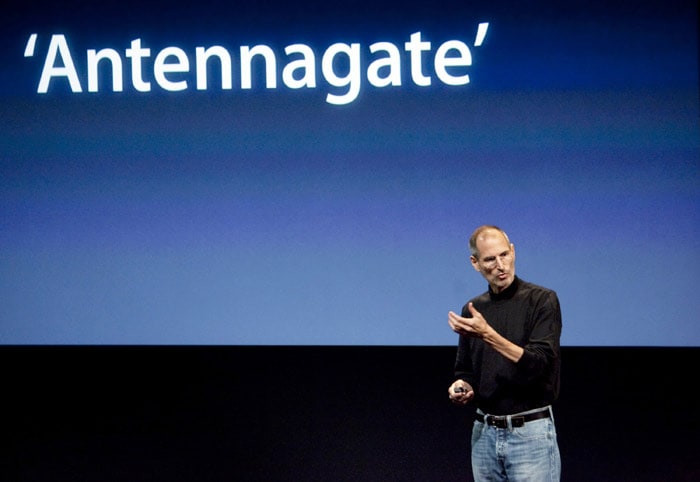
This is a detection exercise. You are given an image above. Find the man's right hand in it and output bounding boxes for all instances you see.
[448,381,474,405]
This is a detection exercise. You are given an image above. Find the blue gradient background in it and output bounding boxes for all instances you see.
[1,0,698,345]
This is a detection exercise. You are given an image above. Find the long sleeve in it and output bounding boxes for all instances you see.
[453,277,562,414]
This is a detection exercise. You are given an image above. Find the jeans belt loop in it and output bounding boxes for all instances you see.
[511,416,525,428]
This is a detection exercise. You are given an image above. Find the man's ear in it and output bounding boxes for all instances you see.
[470,255,480,272]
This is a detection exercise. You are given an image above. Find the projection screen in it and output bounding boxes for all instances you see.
[1,0,698,345]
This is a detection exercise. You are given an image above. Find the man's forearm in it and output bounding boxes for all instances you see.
[482,327,524,363]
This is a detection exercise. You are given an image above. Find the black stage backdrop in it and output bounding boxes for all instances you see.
[2,346,698,481]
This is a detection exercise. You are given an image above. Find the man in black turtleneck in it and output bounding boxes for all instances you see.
[447,225,562,482]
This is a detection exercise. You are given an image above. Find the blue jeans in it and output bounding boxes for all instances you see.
[471,406,561,482]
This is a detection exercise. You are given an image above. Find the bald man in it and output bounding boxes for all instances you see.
[448,225,562,481]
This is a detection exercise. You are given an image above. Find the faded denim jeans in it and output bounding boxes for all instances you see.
[471,406,561,481]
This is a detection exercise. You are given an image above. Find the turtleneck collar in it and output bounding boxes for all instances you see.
[488,276,520,301]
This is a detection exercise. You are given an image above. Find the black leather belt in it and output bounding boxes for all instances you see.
[476,408,550,429]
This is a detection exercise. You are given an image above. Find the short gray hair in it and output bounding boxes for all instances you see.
[469,225,510,258]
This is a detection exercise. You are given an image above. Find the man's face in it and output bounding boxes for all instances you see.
[470,231,516,293]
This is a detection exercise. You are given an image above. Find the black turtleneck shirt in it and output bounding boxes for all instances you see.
[454,276,562,415]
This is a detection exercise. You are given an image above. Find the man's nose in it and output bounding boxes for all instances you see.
[495,257,504,270]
